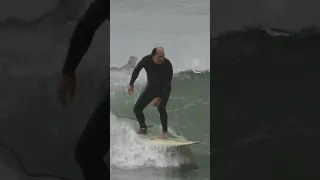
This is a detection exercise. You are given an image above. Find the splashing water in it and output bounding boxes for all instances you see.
[110,113,190,169]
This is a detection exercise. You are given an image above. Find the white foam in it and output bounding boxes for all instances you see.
[110,113,188,169]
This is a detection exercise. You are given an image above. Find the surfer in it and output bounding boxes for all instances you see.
[110,56,137,74]
[128,47,173,139]
[56,0,109,180]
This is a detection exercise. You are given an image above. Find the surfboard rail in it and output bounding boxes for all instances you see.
[138,134,199,147]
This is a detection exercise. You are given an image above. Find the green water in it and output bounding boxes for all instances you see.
[110,71,210,180]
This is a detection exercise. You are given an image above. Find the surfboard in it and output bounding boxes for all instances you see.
[138,134,199,147]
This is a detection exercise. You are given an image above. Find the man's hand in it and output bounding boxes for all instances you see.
[57,74,77,107]
[128,84,134,95]
[152,97,162,107]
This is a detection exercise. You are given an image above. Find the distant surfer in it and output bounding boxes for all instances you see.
[56,0,109,179]
[128,47,173,139]
[110,56,137,74]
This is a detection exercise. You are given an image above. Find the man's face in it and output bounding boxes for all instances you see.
[154,50,165,63]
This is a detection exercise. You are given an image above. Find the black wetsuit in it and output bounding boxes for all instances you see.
[61,0,109,180]
[129,55,173,132]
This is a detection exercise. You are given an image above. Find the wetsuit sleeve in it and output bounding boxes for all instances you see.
[62,0,109,76]
[129,57,146,85]
[159,60,173,100]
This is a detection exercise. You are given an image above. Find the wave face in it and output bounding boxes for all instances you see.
[110,70,210,179]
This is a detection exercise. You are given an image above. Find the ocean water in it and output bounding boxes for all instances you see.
[110,0,210,180]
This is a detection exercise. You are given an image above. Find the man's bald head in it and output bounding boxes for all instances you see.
[155,46,164,54]
[152,46,165,64]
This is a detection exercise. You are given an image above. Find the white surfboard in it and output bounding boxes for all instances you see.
[138,134,199,147]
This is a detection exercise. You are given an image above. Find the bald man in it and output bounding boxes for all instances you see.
[128,47,173,139]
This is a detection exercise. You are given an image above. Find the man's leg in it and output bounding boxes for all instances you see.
[133,87,155,133]
[157,87,171,133]
[74,98,109,180]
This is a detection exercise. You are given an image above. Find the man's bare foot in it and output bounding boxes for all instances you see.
[161,132,168,139]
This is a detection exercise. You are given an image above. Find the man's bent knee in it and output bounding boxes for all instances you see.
[133,105,142,115]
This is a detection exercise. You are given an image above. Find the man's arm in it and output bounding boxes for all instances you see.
[129,57,146,85]
[62,0,109,76]
[159,60,173,99]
